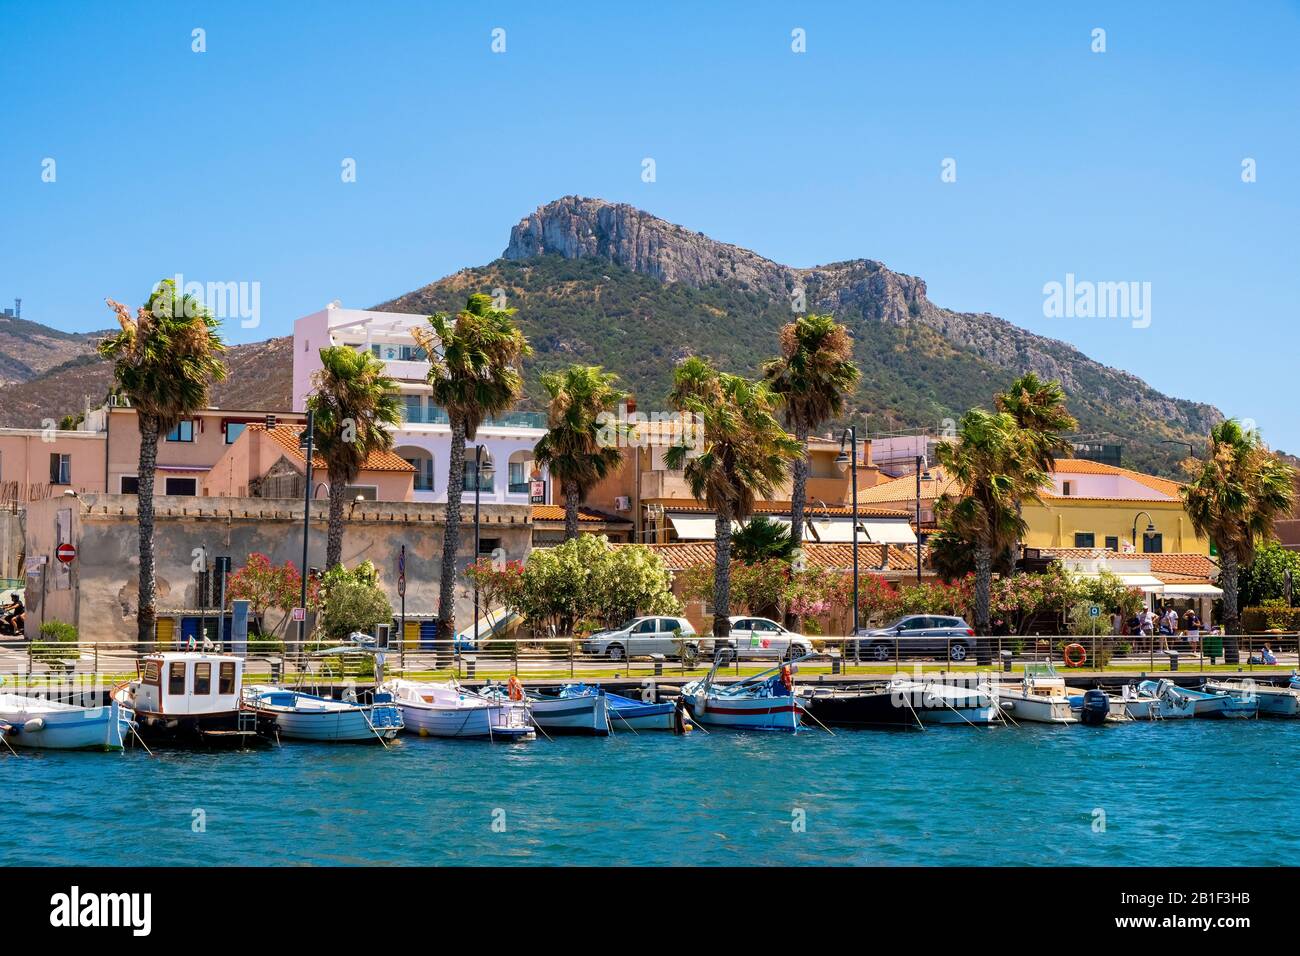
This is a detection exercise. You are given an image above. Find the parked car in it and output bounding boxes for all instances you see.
[581,616,698,661]
[849,615,976,662]
[698,617,814,663]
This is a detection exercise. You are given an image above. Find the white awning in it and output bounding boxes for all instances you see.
[1158,583,1223,598]
[668,516,719,540]
[1075,571,1166,593]
[861,520,917,544]
[808,520,859,543]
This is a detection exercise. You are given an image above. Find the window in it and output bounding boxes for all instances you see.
[346,486,378,501]
[167,420,195,442]
[478,536,501,556]
[405,457,434,492]
[193,662,211,695]
[218,661,235,694]
[168,662,187,696]
[224,422,246,445]
[1061,481,1073,496]
[463,461,494,492]
[509,461,528,493]
[1143,532,1163,554]
[1074,532,1095,548]
[120,476,139,494]
[631,619,656,634]
[1104,536,1119,552]
[402,394,423,424]
[165,477,197,496]
[49,453,71,485]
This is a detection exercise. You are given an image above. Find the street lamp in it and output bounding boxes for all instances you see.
[297,410,315,655]
[835,427,860,639]
[1158,440,1197,461]
[914,455,932,583]
[1131,510,1156,555]
[471,445,495,654]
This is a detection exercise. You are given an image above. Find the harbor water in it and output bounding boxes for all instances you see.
[5,719,1297,866]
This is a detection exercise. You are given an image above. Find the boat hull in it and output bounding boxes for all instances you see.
[397,701,533,739]
[0,698,132,751]
[529,692,610,735]
[608,700,678,731]
[1185,690,1257,719]
[130,708,275,747]
[1206,682,1300,717]
[997,692,1077,725]
[262,706,402,742]
[685,691,801,731]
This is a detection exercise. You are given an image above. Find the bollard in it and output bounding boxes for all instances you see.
[464,655,477,679]
[830,652,842,676]
[1165,649,1179,672]
[270,659,282,684]
[1000,650,1013,673]
[651,653,664,677]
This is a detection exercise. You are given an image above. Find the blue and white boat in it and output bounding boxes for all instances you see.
[1121,679,1196,720]
[380,679,534,740]
[1176,683,1258,719]
[0,691,133,751]
[680,660,803,732]
[1205,679,1300,717]
[531,684,686,733]
[243,686,403,743]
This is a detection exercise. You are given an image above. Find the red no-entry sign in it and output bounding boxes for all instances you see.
[56,543,77,564]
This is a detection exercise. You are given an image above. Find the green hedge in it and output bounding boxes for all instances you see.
[1241,604,1300,633]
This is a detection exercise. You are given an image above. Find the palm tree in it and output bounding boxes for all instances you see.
[762,313,860,554]
[1182,420,1295,662]
[307,346,402,570]
[935,409,1048,637]
[731,515,796,563]
[666,357,801,637]
[995,373,1077,571]
[413,293,531,646]
[99,279,227,646]
[533,364,627,540]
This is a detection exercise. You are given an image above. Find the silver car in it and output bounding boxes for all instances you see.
[581,616,698,661]
[850,615,977,661]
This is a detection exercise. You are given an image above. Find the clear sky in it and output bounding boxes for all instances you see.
[2,1,1297,448]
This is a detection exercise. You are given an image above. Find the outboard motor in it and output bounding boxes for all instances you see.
[1080,689,1110,726]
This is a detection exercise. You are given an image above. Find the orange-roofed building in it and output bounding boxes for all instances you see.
[206,423,415,501]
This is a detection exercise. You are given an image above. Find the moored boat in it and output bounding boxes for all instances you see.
[112,652,274,747]
[1173,683,1258,719]
[1205,679,1300,717]
[540,683,685,732]
[679,660,802,731]
[1121,679,1196,720]
[888,679,1001,726]
[524,685,611,735]
[996,663,1077,724]
[242,686,404,742]
[0,692,133,751]
[381,678,534,740]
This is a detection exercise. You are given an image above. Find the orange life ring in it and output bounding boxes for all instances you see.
[1063,643,1087,667]
[780,665,794,692]
[506,677,524,701]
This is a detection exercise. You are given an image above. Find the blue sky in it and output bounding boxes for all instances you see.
[2,1,1298,449]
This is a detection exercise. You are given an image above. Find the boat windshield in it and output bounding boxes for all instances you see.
[1023,661,1059,678]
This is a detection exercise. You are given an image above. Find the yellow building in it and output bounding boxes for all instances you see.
[856,458,1212,556]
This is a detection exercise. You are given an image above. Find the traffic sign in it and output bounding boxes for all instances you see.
[1088,604,1101,618]
[291,607,306,622]
[56,543,77,565]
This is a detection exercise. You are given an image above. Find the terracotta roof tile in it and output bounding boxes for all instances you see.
[635,541,927,573]
[251,423,414,473]
[530,505,631,524]
[659,501,910,518]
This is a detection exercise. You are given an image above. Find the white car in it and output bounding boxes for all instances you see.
[698,617,813,663]
[581,616,698,661]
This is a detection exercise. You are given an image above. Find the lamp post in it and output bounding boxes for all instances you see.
[298,410,314,654]
[914,454,931,583]
[1158,439,1196,461]
[1131,510,1156,556]
[835,427,860,639]
[472,445,495,652]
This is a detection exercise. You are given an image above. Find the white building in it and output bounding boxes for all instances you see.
[293,303,549,506]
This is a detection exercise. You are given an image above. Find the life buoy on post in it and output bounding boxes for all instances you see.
[1063,643,1087,667]
[506,676,524,701]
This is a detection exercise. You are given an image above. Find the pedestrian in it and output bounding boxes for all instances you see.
[1110,609,1124,635]
[1261,643,1277,665]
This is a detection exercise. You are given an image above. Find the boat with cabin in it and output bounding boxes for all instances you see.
[112,652,274,746]
[242,686,404,742]
[0,682,133,751]
[380,678,534,740]
[995,662,1077,724]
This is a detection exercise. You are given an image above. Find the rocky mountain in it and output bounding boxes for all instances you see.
[0,313,107,384]
[382,196,1222,476]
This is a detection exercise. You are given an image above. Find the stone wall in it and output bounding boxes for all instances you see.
[23,494,532,641]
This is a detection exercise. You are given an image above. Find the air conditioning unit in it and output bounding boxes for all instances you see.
[614,496,631,511]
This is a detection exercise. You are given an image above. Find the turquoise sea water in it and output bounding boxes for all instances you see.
[4,720,1297,866]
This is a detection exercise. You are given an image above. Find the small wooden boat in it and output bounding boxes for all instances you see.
[524,685,611,735]
[1121,679,1196,720]
[112,652,275,747]
[242,686,403,742]
[531,683,683,733]
[381,679,534,740]
[1205,679,1300,717]
[0,692,133,751]
[996,663,1077,724]
[679,660,802,731]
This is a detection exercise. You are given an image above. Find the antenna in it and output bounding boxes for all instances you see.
[13,299,20,319]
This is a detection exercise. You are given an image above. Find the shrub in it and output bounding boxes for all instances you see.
[318,561,394,642]
[31,619,78,673]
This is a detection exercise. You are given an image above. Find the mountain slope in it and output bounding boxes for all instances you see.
[378,196,1221,476]
[0,314,108,384]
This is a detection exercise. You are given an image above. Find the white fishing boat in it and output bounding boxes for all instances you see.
[525,685,611,735]
[242,686,404,742]
[112,652,275,747]
[888,678,1001,726]
[380,678,534,740]
[1205,679,1300,717]
[1170,683,1257,719]
[679,659,802,731]
[1121,679,1196,720]
[995,662,1077,724]
[0,691,133,751]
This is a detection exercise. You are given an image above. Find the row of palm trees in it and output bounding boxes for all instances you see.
[100,280,1294,656]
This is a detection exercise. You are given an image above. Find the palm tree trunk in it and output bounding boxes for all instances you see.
[789,420,809,554]
[437,418,467,660]
[1220,551,1240,665]
[973,543,993,665]
[564,481,580,541]
[325,475,347,570]
[713,514,732,637]
[136,414,159,650]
